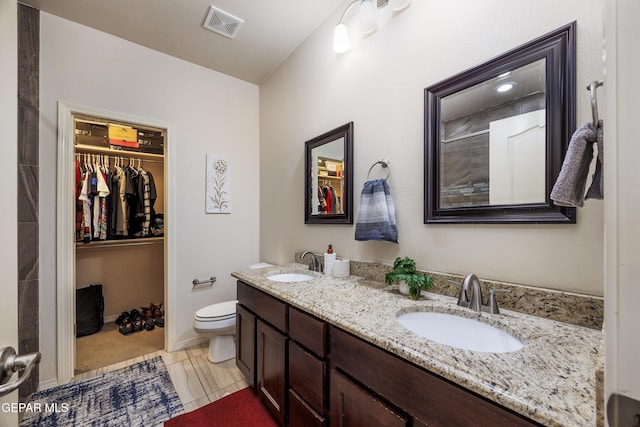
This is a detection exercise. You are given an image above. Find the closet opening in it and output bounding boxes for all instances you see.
[73,114,166,374]
[56,102,175,384]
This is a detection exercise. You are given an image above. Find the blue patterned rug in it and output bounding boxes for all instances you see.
[19,356,184,427]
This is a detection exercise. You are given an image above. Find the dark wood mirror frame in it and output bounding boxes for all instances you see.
[305,122,354,224]
[424,22,576,224]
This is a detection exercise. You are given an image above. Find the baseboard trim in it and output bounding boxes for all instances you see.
[104,314,118,324]
[38,378,59,392]
[174,336,208,351]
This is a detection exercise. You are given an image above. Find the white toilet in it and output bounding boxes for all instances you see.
[194,262,273,363]
[193,300,238,363]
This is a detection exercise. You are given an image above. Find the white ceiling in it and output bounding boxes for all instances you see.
[20,0,345,84]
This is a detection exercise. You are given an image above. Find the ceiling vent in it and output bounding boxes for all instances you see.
[203,6,244,39]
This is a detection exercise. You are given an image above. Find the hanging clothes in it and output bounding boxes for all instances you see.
[76,153,161,241]
[78,168,93,243]
[75,161,83,241]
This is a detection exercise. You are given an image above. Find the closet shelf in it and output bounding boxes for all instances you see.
[76,236,164,250]
[75,144,164,160]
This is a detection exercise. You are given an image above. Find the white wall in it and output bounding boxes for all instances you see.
[39,13,260,384]
[260,0,605,295]
[0,1,19,424]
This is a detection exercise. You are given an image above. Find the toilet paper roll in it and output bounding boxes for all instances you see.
[332,259,350,278]
[324,253,336,275]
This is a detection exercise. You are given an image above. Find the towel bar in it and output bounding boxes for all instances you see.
[192,276,216,288]
[587,80,604,127]
[367,159,390,180]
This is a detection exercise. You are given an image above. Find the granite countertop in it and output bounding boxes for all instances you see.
[232,263,602,427]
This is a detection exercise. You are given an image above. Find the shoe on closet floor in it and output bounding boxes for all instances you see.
[130,309,144,332]
[141,305,153,319]
[118,314,134,336]
[143,317,155,331]
[151,302,164,328]
[115,311,130,325]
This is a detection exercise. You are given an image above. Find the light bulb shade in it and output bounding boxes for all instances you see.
[389,0,411,11]
[333,23,350,53]
[358,0,377,34]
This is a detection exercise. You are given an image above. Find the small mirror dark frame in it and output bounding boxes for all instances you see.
[305,122,354,224]
[424,22,576,224]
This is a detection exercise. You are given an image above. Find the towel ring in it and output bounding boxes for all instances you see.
[367,159,390,180]
[587,80,604,127]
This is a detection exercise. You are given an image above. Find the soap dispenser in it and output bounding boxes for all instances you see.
[324,245,336,275]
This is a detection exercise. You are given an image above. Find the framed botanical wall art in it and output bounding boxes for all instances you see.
[206,154,232,213]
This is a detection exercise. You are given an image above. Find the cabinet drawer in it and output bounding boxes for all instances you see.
[237,281,287,333]
[330,368,409,427]
[289,307,327,357]
[289,342,325,414]
[330,326,541,427]
[289,389,325,427]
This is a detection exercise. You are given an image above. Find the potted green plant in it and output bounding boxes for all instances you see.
[385,256,434,300]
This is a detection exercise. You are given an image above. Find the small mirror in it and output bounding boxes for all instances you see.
[305,122,354,224]
[425,23,576,223]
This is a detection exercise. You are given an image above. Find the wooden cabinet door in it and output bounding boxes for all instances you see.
[330,369,409,427]
[235,303,256,387]
[289,342,325,414]
[257,318,287,426]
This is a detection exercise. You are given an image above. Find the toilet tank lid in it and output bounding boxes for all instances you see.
[196,300,238,319]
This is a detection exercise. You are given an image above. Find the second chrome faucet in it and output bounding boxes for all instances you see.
[456,273,510,314]
[301,250,320,272]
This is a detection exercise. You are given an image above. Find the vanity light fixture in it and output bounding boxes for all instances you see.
[332,0,411,53]
[358,0,378,34]
[388,0,411,11]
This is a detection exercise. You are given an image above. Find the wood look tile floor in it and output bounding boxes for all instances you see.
[72,341,249,413]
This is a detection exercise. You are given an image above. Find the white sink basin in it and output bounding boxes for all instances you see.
[267,273,314,283]
[396,311,523,353]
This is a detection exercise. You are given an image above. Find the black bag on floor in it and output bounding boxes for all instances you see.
[76,284,104,337]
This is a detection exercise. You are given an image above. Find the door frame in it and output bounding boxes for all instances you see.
[604,0,640,424]
[0,0,18,423]
[56,101,176,384]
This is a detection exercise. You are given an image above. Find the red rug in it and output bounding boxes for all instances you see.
[164,387,278,427]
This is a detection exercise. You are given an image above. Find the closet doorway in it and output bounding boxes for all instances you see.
[56,102,176,384]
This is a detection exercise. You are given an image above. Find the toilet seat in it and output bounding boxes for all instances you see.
[195,300,238,322]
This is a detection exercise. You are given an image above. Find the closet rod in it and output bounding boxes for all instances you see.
[75,154,165,164]
[75,144,164,160]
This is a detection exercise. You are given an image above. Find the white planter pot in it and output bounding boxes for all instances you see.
[398,280,410,296]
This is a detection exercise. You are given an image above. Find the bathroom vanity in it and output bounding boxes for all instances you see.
[233,264,601,427]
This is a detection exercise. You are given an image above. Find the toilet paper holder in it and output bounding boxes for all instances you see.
[193,276,217,288]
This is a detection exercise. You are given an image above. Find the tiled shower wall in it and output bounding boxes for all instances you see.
[17,3,39,398]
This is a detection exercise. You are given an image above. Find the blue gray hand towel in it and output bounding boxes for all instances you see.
[355,179,398,243]
[550,120,603,207]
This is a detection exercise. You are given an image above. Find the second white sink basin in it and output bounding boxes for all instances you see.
[267,273,314,282]
[396,311,523,353]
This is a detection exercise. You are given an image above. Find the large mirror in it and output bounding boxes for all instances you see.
[305,122,354,224]
[424,23,576,223]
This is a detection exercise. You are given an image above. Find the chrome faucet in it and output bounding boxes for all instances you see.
[464,273,483,312]
[454,273,510,314]
[300,251,320,272]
